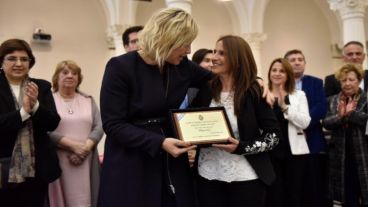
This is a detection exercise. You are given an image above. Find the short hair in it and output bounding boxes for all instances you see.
[343,41,364,50]
[192,48,213,64]
[335,63,364,82]
[284,49,306,62]
[122,25,143,46]
[0,39,36,69]
[267,58,295,93]
[139,8,198,70]
[210,35,259,116]
[52,60,83,92]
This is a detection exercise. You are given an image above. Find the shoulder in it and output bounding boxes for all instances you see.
[107,52,137,69]
[31,78,51,89]
[78,91,92,99]
[290,89,306,99]
[303,75,323,84]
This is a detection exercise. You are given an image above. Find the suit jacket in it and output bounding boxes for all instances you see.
[0,70,61,183]
[324,70,368,97]
[98,52,212,207]
[191,83,281,185]
[301,75,328,154]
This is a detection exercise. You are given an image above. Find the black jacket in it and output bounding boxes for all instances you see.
[191,83,281,185]
[0,70,61,183]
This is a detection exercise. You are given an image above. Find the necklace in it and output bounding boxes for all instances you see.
[58,92,75,115]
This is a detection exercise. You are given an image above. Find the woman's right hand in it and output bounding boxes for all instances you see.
[161,138,196,157]
[71,142,90,159]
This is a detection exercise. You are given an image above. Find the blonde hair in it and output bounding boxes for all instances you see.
[139,8,198,70]
[52,60,83,92]
[335,63,364,82]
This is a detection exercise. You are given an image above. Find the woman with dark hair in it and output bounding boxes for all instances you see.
[265,58,311,207]
[0,38,61,206]
[192,48,213,71]
[191,35,280,207]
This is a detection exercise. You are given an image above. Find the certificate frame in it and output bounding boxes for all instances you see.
[170,107,234,145]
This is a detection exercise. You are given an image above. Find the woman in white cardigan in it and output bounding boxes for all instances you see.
[265,58,311,207]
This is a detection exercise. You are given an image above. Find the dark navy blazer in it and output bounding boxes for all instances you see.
[301,75,327,154]
[98,51,212,207]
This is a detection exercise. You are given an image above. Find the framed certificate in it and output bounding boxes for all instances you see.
[170,107,234,144]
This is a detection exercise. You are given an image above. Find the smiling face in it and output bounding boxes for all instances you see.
[212,40,230,77]
[166,45,191,65]
[270,62,287,87]
[340,71,360,96]
[2,50,31,85]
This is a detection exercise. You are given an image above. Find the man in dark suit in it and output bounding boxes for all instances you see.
[324,41,367,97]
[284,49,328,207]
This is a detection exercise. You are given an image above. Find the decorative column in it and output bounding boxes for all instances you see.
[242,33,267,76]
[106,24,125,56]
[165,0,193,14]
[328,0,368,44]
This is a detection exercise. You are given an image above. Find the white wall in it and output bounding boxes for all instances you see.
[262,0,333,80]
[0,0,109,98]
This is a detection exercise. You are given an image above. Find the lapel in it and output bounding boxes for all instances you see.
[301,75,309,92]
[0,70,16,111]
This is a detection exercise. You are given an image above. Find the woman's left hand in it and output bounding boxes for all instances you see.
[25,81,39,109]
[22,81,39,113]
[68,153,84,166]
[212,137,239,153]
[256,79,275,107]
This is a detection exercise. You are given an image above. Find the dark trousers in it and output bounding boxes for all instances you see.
[343,150,363,207]
[197,176,266,207]
[0,177,48,207]
[302,154,330,207]
[265,154,308,207]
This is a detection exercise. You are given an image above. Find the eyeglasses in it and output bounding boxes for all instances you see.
[4,56,31,64]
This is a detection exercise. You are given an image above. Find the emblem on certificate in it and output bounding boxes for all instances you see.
[170,107,234,144]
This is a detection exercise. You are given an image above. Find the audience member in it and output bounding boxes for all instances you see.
[284,49,328,207]
[48,60,104,207]
[325,41,368,97]
[323,64,368,207]
[122,25,143,52]
[265,58,311,207]
[0,39,61,206]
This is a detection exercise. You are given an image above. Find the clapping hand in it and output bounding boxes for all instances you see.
[345,97,357,115]
[22,81,38,113]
